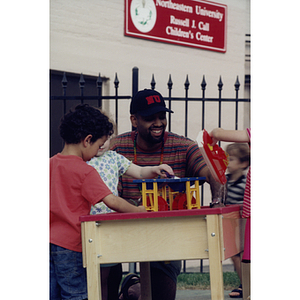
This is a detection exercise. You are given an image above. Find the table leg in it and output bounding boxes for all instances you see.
[241,262,250,300]
[206,214,224,300]
[140,262,152,300]
[84,221,102,300]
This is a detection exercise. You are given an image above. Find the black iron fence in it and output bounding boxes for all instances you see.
[50,67,250,157]
[50,67,250,273]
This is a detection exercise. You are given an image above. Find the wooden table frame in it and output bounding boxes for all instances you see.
[80,205,246,300]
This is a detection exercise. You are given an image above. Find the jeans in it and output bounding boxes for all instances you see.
[50,243,87,300]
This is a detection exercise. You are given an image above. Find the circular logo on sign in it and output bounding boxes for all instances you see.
[130,0,157,33]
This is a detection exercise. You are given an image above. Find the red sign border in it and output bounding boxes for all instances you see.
[124,0,227,53]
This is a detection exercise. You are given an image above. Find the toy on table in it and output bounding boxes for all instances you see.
[199,129,228,185]
[133,177,206,212]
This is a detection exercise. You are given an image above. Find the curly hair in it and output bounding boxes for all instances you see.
[59,104,114,144]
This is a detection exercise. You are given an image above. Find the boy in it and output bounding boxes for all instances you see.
[224,142,250,298]
[225,143,250,205]
[50,104,146,300]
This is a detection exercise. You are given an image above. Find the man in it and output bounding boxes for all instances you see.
[110,89,226,300]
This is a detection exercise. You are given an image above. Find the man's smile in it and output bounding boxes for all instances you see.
[150,128,163,137]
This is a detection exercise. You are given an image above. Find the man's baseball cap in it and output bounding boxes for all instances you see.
[130,89,174,117]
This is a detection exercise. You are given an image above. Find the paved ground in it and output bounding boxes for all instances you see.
[176,289,235,300]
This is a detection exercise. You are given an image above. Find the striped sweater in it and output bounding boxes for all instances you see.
[225,174,246,205]
[242,128,251,218]
[110,131,207,202]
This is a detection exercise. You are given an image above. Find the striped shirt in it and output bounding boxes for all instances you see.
[226,174,246,205]
[242,128,251,218]
[110,131,207,202]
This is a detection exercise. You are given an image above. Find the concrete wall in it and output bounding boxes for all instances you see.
[50,0,250,140]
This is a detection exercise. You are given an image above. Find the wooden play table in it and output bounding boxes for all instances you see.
[80,204,245,300]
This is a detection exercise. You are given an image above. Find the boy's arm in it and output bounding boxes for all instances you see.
[209,128,249,146]
[102,194,146,213]
[125,163,174,179]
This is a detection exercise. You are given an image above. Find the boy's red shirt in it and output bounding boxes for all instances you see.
[50,154,112,252]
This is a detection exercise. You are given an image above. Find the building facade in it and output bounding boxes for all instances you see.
[50,0,250,137]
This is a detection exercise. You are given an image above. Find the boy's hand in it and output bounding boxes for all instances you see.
[209,129,220,146]
[158,164,174,178]
[136,205,147,212]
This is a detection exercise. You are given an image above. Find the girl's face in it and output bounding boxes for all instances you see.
[96,138,111,157]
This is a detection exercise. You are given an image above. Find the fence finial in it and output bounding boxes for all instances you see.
[184,75,190,90]
[61,72,67,88]
[234,76,240,91]
[151,74,156,90]
[218,76,223,91]
[96,73,102,88]
[79,73,85,88]
[201,75,206,90]
[167,74,173,90]
[79,73,85,101]
[61,72,68,96]
[114,73,119,88]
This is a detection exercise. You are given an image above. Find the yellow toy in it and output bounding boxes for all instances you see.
[133,177,206,212]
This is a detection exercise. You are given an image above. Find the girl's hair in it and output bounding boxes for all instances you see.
[59,104,114,144]
[226,143,250,168]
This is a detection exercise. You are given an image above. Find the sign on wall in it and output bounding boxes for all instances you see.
[124,0,227,53]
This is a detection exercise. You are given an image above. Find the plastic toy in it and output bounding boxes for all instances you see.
[133,177,206,212]
[199,129,228,185]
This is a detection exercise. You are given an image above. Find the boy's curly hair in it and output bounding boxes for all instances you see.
[59,104,114,144]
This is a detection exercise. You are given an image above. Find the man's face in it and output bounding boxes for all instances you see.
[133,112,167,145]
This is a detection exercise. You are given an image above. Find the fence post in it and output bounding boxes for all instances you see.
[79,73,85,104]
[234,76,240,130]
[131,67,139,132]
[184,75,190,137]
[167,74,173,132]
[200,75,207,275]
[132,67,139,97]
[151,74,156,90]
[114,73,119,129]
[96,73,102,108]
[218,76,223,146]
[201,75,206,130]
[61,72,67,115]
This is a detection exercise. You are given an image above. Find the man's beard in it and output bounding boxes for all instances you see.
[142,128,164,145]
